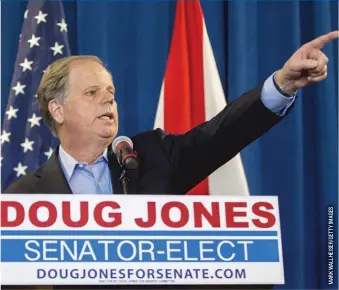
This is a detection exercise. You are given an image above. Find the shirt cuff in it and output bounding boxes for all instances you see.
[260,72,296,116]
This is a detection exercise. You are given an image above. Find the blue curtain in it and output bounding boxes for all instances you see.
[1,1,338,289]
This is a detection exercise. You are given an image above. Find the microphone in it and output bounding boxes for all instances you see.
[112,136,138,195]
[112,136,138,170]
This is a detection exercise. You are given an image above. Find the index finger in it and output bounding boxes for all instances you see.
[308,31,339,49]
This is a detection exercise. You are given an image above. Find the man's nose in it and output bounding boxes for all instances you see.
[101,91,114,105]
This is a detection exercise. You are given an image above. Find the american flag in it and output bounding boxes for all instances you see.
[1,1,71,191]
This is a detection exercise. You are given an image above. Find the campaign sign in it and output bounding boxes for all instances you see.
[1,194,284,285]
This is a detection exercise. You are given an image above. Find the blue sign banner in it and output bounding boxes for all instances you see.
[1,194,285,285]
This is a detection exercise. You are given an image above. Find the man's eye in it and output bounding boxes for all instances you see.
[86,90,97,96]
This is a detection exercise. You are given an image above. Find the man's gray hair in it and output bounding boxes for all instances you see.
[36,55,105,136]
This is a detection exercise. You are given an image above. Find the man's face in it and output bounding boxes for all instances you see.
[58,60,118,143]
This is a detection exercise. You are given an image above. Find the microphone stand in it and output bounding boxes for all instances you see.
[120,169,130,195]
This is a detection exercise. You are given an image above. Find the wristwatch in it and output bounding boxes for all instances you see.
[273,73,296,98]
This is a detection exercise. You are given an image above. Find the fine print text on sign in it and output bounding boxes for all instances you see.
[1,194,285,286]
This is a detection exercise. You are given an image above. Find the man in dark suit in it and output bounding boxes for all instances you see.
[4,31,337,195]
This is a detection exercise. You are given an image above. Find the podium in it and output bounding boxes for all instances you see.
[1,194,284,289]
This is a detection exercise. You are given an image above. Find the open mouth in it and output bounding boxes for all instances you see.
[98,112,114,120]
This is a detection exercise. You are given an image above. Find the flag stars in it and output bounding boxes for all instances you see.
[44,147,54,159]
[50,42,64,56]
[27,34,40,48]
[20,58,33,72]
[35,10,47,24]
[14,162,28,177]
[5,106,19,120]
[1,130,11,144]
[20,138,34,153]
[28,113,42,128]
[24,9,29,19]
[57,19,67,32]
[12,81,26,96]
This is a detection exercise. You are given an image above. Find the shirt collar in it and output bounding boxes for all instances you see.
[58,145,108,181]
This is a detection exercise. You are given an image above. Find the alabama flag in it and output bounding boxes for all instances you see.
[154,0,250,196]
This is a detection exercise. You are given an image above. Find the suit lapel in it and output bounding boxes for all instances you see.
[33,146,72,194]
[33,144,130,195]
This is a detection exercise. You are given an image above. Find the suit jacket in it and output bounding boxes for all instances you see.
[3,83,288,289]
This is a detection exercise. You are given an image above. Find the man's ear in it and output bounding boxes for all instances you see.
[48,100,64,125]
